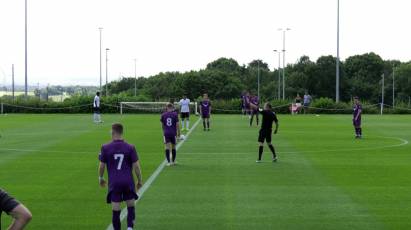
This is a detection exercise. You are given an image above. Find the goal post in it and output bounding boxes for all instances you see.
[120,101,198,115]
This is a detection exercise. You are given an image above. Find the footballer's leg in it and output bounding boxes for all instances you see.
[266,131,277,161]
[257,130,265,163]
[181,116,185,130]
[125,199,136,230]
[249,113,254,127]
[206,118,210,131]
[111,202,121,230]
[202,117,206,131]
[186,115,190,130]
[164,142,171,165]
[267,142,277,162]
[171,142,177,165]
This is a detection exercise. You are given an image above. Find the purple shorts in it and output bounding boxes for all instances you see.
[353,119,361,127]
[107,185,138,203]
[202,113,210,119]
[163,135,176,145]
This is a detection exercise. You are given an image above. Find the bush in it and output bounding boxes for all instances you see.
[1,95,410,114]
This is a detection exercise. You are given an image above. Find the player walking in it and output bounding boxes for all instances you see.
[200,93,212,131]
[249,95,259,126]
[161,103,181,166]
[353,96,362,139]
[256,103,279,163]
[179,95,191,131]
[0,188,32,230]
[98,123,143,230]
[93,92,102,123]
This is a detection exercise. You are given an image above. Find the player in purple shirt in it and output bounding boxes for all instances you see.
[353,96,363,139]
[200,93,212,131]
[98,123,143,230]
[249,95,259,127]
[161,103,181,166]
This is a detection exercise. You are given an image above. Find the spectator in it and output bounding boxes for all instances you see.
[303,91,312,114]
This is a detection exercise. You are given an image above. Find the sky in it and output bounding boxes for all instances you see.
[0,0,410,86]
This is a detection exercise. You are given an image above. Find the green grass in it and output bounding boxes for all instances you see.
[1,114,411,229]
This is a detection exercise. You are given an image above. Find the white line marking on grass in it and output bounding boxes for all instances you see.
[281,136,409,154]
[0,148,91,154]
[178,136,409,156]
[106,118,201,230]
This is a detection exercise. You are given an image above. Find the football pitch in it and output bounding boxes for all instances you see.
[1,114,411,230]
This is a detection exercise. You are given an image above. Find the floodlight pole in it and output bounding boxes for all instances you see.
[24,0,28,98]
[98,27,103,92]
[381,73,384,115]
[336,0,340,103]
[392,67,395,108]
[274,50,281,100]
[134,58,137,97]
[279,28,290,100]
[257,61,260,100]
[12,64,15,101]
[105,48,110,96]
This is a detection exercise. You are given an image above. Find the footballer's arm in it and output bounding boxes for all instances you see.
[98,162,106,187]
[274,121,279,134]
[8,204,32,230]
[176,121,181,138]
[133,161,143,190]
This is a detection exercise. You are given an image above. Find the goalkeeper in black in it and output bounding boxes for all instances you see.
[254,102,279,163]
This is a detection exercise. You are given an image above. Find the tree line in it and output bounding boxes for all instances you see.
[105,52,410,104]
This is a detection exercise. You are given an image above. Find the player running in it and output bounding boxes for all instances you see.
[200,93,212,131]
[353,96,362,139]
[93,91,102,123]
[98,123,143,230]
[0,188,32,230]
[161,103,181,166]
[256,103,279,163]
[179,95,191,131]
[249,95,259,126]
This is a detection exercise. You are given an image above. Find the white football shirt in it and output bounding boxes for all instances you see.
[94,95,100,108]
[179,98,190,113]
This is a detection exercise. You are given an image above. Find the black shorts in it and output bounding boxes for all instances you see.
[181,112,190,119]
[0,189,20,215]
[93,107,100,113]
[258,129,272,143]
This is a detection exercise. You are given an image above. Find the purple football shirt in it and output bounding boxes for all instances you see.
[251,96,259,110]
[161,111,179,136]
[200,100,211,115]
[99,140,138,190]
[353,104,362,120]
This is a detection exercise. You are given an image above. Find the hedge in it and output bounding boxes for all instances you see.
[1,95,411,114]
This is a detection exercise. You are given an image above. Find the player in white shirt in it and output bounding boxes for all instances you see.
[179,95,190,131]
[93,92,102,123]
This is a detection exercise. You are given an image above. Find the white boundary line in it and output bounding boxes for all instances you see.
[178,136,409,156]
[106,118,201,230]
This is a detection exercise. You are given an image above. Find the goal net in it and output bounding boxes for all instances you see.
[119,101,198,115]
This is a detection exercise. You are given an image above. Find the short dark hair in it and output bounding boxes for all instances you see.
[112,123,123,135]
[166,103,174,109]
[96,92,100,96]
[353,96,359,100]
[265,102,272,110]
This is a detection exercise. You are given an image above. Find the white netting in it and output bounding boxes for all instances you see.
[119,102,198,114]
